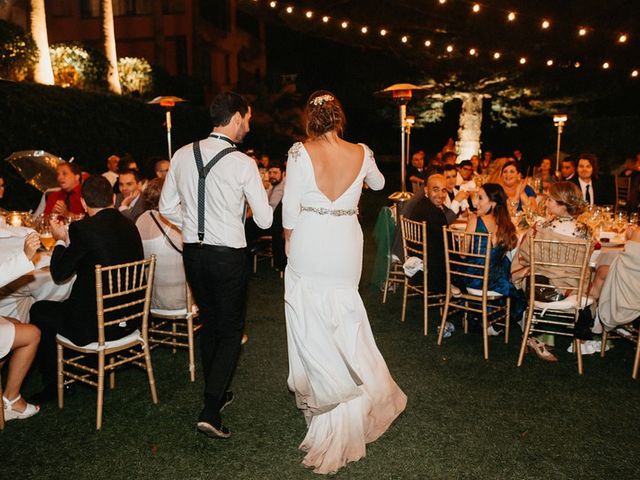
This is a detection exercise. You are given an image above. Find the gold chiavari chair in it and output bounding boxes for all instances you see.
[56,256,158,430]
[400,216,446,335]
[0,368,4,431]
[516,234,592,374]
[600,323,640,379]
[149,284,201,382]
[615,176,631,213]
[438,226,510,360]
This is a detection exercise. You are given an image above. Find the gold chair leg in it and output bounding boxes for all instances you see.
[171,322,177,353]
[423,289,429,336]
[382,277,390,304]
[96,352,105,430]
[143,345,158,404]
[437,298,450,346]
[463,301,469,334]
[0,370,4,431]
[401,279,408,323]
[109,357,115,389]
[517,310,534,367]
[575,339,584,375]
[504,298,511,344]
[600,330,608,358]
[188,317,196,383]
[482,305,489,361]
[632,334,640,380]
[57,343,64,409]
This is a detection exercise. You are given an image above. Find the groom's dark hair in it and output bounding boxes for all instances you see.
[209,92,249,127]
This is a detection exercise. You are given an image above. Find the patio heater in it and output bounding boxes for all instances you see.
[553,114,568,174]
[379,83,423,205]
[148,96,186,159]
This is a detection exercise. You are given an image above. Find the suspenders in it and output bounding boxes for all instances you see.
[193,137,236,243]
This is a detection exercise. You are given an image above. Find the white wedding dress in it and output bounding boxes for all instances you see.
[282,142,407,474]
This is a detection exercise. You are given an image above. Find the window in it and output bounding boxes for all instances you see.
[46,0,72,17]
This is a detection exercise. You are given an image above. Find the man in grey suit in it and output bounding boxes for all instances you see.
[115,169,148,222]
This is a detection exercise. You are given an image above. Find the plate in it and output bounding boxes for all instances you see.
[599,236,625,248]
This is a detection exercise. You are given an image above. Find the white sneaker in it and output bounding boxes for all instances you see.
[487,325,502,337]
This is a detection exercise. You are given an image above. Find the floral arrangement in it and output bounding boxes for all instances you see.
[49,42,107,91]
[117,56,153,96]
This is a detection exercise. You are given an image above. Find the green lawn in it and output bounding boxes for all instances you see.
[2,188,640,479]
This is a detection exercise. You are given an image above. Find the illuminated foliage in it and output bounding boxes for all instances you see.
[0,20,38,81]
[117,57,153,96]
[49,42,107,91]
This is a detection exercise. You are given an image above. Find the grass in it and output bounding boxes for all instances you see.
[2,185,640,479]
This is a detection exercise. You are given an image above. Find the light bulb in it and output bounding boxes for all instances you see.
[507,12,516,21]
[519,57,527,64]
[541,20,550,29]
[631,70,638,77]
[493,52,501,59]
[472,4,480,13]
[578,27,587,36]
[401,35,408,43]
[305,11,313,18]
[546,59,554,66]
[322,16,329,23]
[446,45,453,52]
[469,48,476,56]
[424,40,432,47]
[380,29,387,36]
[602,62,610,69]
[286,6,293,14]
[341,21,348,29]
[361,26,368,34]
[618,34,628,43]
[269,1,276,8]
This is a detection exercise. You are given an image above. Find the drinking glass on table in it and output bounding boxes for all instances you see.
[38,223,55,252]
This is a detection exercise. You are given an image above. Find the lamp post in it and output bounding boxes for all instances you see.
[553,114,567,174]
[379,83,423,204]
[148,96,186,159]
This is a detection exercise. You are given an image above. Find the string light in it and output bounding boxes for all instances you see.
[541,19,550,29]
[602,62,610,69]
[632,70,638,77]
[305,11,313,19]
[269,1,276,8]
[380,28,387,36]
[341,21,348,29]
[361,26,368,34]
[546,59,554,66]
[618,33,628,43]
[472,3,480,13]
[401,35,408,43]
[285,6,293,14]
[578,27,587,36]
[493,52,501,59]
[322,16,329,23]
[519,57,527,64]
[446,45,453,52]
[424,40,432,47]
[469,48,477,56]
[438,0,446,4]
[574,61,581,68]
[507,12,516,22]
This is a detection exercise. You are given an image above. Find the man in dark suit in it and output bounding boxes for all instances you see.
[30,175,145,403]
[115,168,149,222]
[406,173,456,293]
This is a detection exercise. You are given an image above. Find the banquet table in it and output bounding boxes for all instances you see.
[0,225,75,323]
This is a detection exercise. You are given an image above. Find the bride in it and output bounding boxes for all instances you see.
[282,91,407,474]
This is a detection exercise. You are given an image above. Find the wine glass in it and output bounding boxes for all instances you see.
[37,215,55,252]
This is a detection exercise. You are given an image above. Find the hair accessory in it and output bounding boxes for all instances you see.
[310,94,334,106]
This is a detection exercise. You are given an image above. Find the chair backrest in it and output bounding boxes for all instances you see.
[527,232,591,304]
[442,226,492,297]
[400,216,427,278]
[95,256,156,345]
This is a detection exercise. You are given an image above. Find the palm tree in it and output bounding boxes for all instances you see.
[29,0,54,84]
[101,0,121,94]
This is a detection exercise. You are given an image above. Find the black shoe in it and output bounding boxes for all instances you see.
[220,391,234,412]
[197,420,231,439]
[30,383,76,404]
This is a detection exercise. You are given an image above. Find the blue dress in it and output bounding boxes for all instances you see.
[459,217,526,320]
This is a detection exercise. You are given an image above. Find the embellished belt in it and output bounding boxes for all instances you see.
[300,206,358,216]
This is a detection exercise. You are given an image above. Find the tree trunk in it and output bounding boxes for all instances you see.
[456,93,483,161]
[152,0,164,68]
[101,0,121,94]
[29,0,54,85]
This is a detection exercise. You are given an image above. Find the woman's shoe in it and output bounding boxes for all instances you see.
[526,337,558,362]
[3,394,40,421]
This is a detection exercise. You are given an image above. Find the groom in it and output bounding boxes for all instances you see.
[160,92,272,438]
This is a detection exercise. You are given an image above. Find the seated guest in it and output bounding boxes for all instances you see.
[115,169,148,222]
[135,178,186,311]
[113,155,139,194]
[571,153,602,206]
[596,226,640,332]
[442,151,457,166]
[561,157,576,181]
[1,233,41,421]
[406,150,426,192]
[406,173,456,293]
[43,162,85,217]
[480,150,492,173]
[267,163,286,271]
[102,154,120,187]
[456,160,475,186]
[154,158,170,179]
[470,154,481,174]
[442,164,470,216]
[538,157,556,193]
[30,175,145,403]
[511,182,593,361]
[499,160,536,212]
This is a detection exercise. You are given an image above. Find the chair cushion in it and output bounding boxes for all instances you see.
[534,294,594,311]
[466,287,503,299]
[56,330,142,351]
[151,305,198,317]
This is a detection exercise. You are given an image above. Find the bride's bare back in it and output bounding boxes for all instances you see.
[304,137,365,202]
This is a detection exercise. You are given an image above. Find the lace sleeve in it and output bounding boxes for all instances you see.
[362,144,385,191]
[282,143,305,230]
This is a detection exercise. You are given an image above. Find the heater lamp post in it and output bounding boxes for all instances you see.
[148,96,186,159]
[553,114,568,174]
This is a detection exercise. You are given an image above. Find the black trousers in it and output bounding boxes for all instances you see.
[183,243,248,422]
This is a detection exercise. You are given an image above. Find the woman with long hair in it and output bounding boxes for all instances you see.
[282,90,406,474]
[511,181,593,361]
[461,183,523,330]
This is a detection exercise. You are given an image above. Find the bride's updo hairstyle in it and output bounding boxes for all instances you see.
[305,90,346,139]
